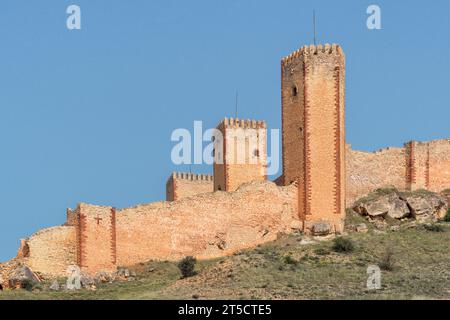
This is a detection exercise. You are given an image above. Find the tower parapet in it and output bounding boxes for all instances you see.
[166,172,214,201]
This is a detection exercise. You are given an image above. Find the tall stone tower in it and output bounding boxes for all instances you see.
[281,44,346,233]
[213,118,267,192]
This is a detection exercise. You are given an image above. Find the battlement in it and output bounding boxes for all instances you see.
[218,118,266,130]
[282,43,344,66]
[405,138,450,147]
[170,172,214,182]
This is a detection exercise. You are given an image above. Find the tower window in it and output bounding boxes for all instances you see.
[254,149,260,157]
[292,86,298,97]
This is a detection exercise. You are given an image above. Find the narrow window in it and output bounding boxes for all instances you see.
[292,86,298,97]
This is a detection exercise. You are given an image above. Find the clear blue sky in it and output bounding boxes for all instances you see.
[1,0,449,262]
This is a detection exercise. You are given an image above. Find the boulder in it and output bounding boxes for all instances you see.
[353,193,409,219]
[355,223,368,233]
[95,271,113,284]
[403,193,447,222]
[8,265,41,289]
[80,274,96,289]
[311,222,331,236]
[49,280,60,291]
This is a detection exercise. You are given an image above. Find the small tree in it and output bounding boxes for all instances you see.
[20,279,34,291]
[379,246,395,271]
[178,256,197,278]
[332,237,355,253]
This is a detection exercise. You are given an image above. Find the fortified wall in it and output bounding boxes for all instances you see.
[346,139,450,204]
[166,172,213,201]
[12,182,299,276]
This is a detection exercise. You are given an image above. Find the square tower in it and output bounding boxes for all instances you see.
[281,44,346,232]
[166,172,213,201]
[213,118,267,192]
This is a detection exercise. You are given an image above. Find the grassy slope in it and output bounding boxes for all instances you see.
[1,221,449,300]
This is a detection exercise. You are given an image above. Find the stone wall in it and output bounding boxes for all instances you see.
[166,172,213,201]
[408,139,450,192]
[116,181,298,268]
[346,145,407,205]
[75,203,117,275]
[21,226,77,276]
[346,139,450,205]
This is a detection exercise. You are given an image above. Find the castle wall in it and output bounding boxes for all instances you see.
[115,182,298,267]
[407,140,450,192]
[166,172,213,201]
[22,226,77,276]
[214,119,267,192]
[346,146,407,205]
[76,203,117,274]
[282,44,346,231]
[345,139,450,205]
[427,140,450,192]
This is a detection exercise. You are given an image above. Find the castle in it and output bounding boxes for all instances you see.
[1,43,450,280]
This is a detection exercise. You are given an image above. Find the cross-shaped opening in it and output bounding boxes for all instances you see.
[94,216,103,225]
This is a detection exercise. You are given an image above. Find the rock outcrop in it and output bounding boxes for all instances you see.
[353,188,448,223]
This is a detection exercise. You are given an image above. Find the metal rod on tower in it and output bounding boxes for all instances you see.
[235,91,238,119]
[313,10,317,45]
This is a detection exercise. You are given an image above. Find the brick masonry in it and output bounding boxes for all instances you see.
[166,172,213,201]
[346,139,450,204]
[281,44,346,233]
[214,118,267,192]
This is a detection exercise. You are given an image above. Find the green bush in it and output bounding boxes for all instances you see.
[444,208,450,222]
[379,247,395,271]
[332,237,355,253]
[20,279,35,291]
[283,254,298,265]
[178,256,197,278]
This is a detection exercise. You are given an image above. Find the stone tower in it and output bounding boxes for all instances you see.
[213,118,267,192]
[281,44,346,233]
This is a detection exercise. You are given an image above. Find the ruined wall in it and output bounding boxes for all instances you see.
[282,44,346,231]
[346,139,450,205]
[166,172,213,201]
[214,118,267,192]
[346,145,407,205]
[116,182,299,267]
[21,226,77,276]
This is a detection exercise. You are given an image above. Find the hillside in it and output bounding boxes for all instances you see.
[1,214,449,300]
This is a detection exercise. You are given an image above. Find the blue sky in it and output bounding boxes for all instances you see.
[0,0,449,261]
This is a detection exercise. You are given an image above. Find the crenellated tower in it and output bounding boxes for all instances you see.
[281,44,346,233]
[213,118,267,192]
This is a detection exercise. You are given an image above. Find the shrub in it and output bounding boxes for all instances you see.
[20,279,34,291]
[283,254,298,265]
[379,247,395,271]
[332,237,355,253]
[423,224,445,232]
[178,256,197,278]
[444,208,450,222]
